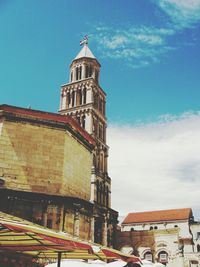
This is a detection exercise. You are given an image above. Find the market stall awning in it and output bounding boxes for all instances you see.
[0,212,141,264]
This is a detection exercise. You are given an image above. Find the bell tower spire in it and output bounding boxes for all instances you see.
[69,36,100,86]
[59,39,117,246]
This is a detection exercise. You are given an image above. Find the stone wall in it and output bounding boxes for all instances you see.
[0,118,92,201]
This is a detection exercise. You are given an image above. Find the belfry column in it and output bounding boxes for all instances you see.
[73,205,80,237]
[61,90,66,110]
[102,214,108,246]
[82,63,86,79]
[89,216,95,242]
[42,205,48,228]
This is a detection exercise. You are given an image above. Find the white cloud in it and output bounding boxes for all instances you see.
[89,0,200,68]
[107,112,200,220]
[155,0,200,29]
[91,26,175,68]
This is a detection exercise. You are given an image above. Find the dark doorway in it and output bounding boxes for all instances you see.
[94,219,102,244]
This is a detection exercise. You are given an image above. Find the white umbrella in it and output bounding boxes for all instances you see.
[46,259,111,267]
[107,260,127,267]
[88,260,107,265]
[45,260,89,267]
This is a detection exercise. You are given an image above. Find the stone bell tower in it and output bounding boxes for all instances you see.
[59,39,118,246]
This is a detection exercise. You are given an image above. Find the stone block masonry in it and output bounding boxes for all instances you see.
[0,109,92,201]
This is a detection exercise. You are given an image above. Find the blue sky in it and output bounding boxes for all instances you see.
[1,0,200,218]
[1,0,200,123]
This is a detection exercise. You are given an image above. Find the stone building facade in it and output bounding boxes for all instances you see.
[117,208,200,267]
[0,105,95,241]
[59,43,118,246]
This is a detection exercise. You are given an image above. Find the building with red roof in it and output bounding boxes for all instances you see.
[117,208,200,267]
[122,208,193,225]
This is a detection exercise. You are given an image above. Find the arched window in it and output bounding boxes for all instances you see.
[174,225,178,228]
[83,87,87,104]
[158,251,168,264]
[94,93,99,108]
[72,91,75,107]
[197,244,200,252]
[85,65,89,78]
[67,92,71,107]
[79,66,82,80]
[150,226,153,230]
[77,89,82,106]
[89,65,92,77]
[76,67,79,80]
[71,71,73,82]
[154,226,158,230]
[144,251,153,262]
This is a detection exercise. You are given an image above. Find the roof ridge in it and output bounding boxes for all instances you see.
[128,208,191,214]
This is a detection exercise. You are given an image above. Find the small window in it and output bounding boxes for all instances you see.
[158,251,168,263]
[144,251,152,262]
[85,65,89,78]
[83,87,87,104]
[131,227,134,232]
[154,226,158,230]
[67,92,71,107]
[89,65,92,77]
[72,91,75,107]
[150,226,153,230]
[76,89,82,106]
[76,67,79,80]
[174,225,178,228]
[79,66,82,80]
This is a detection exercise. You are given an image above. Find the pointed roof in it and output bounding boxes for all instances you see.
[74,44,96,60]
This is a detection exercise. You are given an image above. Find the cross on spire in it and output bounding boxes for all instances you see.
[80,35,88,46]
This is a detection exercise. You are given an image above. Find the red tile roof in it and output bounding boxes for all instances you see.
[0,104,95,147]
[122,208,193,224]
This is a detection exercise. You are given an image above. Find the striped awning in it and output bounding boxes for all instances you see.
[0,212,141,264]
